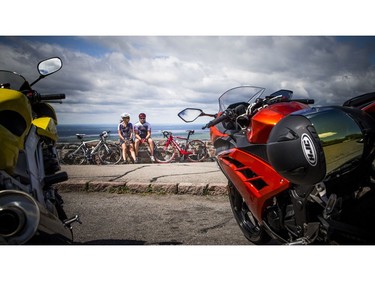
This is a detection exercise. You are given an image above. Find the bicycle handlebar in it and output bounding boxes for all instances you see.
[162,130,172,138]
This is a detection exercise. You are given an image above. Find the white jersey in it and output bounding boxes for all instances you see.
[134,121,151,138]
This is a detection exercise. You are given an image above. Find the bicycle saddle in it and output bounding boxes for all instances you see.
[75,134,86,140]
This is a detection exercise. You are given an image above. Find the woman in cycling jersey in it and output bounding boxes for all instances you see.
[118,112,136,163]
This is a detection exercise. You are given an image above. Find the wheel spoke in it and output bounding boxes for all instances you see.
[187,140,207,162]
[99,143,121,164]
[154,140,176,163]
[62,145,87,165]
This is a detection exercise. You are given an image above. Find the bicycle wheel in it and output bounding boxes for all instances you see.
[98,142,122,164]
[61,145,87,165]
[154,140,176,163]
[57,145,67,164]
[186,140,207,162]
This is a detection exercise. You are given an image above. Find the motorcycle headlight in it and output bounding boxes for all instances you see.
[267,106,373,185]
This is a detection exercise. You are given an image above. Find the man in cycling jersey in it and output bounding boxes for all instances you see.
[118,112,136,163]
[134,112,155,162]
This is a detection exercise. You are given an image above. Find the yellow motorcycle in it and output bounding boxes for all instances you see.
[0,57,80,244]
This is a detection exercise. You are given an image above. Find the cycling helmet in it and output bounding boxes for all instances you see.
[139,113,146,118]
[121,112,130,118]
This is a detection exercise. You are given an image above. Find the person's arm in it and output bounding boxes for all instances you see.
[118,130,124,141]
[134,126,142,140]
[129,124,134,140]
[145,123,152,140]
[118,124,125,141]
[146,130,151,140]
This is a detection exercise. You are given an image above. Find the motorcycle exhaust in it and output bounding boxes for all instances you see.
[0,190,39,244]
[0,190,72,244]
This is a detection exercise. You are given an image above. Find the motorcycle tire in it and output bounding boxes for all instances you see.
[228,181,271,244]
[186,140,207,162]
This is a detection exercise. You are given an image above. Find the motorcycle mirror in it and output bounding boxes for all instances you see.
[30,57,63,87]
[38,57,63,76]
[178,108,204,123]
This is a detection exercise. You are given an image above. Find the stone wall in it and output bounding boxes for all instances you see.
[57,141,216,164]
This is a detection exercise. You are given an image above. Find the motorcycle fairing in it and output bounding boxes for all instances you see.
[32,103,58,123]
[210,123,229,143]
[344,91,375,120]
[217,148,290,222]
[248,101,310,144]
[0,126,21,174]
[0,89,32,173]
[32,117,58,142]
[343,91,375,108]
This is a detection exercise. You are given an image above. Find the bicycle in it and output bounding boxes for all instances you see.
[60,131,122,165]
[154,130,208,163]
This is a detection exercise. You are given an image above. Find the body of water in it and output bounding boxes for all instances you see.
[56,123,211,143]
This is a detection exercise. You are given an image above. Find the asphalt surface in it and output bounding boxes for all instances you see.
[56,163,285,245]
[56,162,252,245]
[62,192,250,245]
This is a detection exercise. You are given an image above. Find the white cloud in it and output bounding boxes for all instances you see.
[1,36,375,125]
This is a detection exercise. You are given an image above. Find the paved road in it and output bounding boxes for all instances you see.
[62,192,251,245]
[58,162,228,195]
[60,162,227,184]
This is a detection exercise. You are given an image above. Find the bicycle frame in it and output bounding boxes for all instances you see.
[71,135,108,162]
[155,130,207,163]
[61,130,121,165]
[163,131,194,156]
[89,139,106,158]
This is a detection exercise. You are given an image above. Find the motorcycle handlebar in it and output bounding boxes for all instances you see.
[39,93,66,101]
[202,104,246,129]
[202,111,229,129]
[292,99,315,104]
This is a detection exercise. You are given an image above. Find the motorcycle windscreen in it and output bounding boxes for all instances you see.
[267,106,365,185]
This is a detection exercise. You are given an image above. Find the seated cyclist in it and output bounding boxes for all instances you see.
[134,112,155,162]
[118,112,136,163]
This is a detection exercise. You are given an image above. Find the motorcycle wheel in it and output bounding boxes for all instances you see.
[228,181,271,244]
[99,143,122,164]
[154,140,176,163]
[186,140,207,162]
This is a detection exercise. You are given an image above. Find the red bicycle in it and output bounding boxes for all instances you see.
[154,130,208,163]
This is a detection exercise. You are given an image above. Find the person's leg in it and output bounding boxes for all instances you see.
[148,138,155,162]
[134,139,140,162]
[121,142,127,162]
[129,143,136,162]
[148,138,155,156]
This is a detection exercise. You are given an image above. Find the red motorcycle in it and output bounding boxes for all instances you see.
[178,86,375,244]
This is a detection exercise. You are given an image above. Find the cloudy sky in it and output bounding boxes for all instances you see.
[1,36,375,125]
[2,0,374,275]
